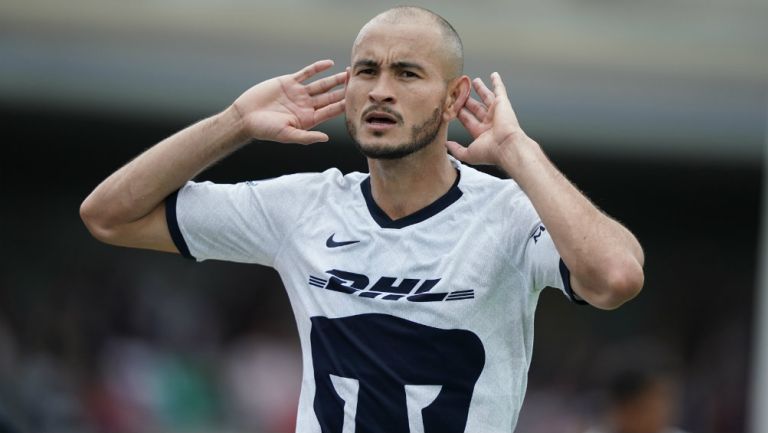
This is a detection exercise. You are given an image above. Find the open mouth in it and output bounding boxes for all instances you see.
[364,111,399,126]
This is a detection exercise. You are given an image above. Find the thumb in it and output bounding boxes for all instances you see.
[445,140,471,162]
[280,128,329,145]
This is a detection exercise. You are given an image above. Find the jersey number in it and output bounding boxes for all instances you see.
[310,314,485,433]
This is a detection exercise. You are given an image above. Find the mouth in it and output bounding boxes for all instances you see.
[363,111,399,131]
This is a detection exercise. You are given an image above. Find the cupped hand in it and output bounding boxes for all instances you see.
[231,60,347,145]
[445,72,529,166]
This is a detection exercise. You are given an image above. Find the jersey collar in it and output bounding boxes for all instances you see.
[360,168,463,229]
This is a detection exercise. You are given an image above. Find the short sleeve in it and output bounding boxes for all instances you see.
[165,173,313,266]
[520,214,588,305]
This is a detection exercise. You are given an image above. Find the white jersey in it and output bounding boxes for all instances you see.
[166,157,584,433]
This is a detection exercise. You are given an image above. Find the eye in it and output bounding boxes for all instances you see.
[358,68,376,76]
[399,70,419,78]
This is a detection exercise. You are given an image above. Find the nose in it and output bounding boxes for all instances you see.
[368,75,396,104]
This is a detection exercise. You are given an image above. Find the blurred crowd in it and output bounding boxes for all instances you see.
[0,262,303,433]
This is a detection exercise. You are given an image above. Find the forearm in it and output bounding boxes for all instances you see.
[81,105,247,232]
[499,136,644,309]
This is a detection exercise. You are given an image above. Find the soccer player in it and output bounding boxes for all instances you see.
[81,6,644,433]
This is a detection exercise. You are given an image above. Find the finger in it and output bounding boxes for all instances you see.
[305,71,347,96]
[314,99,345,124]
[473,78,495,107]
[445,140,471,162]
[490,72,508,100]
[312,88,345,109]
[464,97,488,121]
[488,77,520,125]
[457,107,485,137]
[281,127,329,145]
[293,60,335,83]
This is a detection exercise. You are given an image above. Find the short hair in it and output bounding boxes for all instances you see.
[356,6,464,79]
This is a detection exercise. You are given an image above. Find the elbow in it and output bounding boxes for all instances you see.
[604,265,644,310]
[80,196,119,244]
[581,261,644,310]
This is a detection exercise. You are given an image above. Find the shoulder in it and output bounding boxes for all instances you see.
[176,168,367,218]
[245,168,365,191]
[455,160,542,236]
[455,160,528,204]
[182,168,367,198]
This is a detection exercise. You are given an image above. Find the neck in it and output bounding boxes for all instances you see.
[367,141,457,220]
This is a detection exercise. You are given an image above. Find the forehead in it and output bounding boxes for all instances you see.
[351,21,445,69]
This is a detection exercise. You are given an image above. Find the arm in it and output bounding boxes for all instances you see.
[446,73,644,310]
[80,60,346,252]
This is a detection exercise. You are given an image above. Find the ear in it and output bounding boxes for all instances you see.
[443,75,471,121]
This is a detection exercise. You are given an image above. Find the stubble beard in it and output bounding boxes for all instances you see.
[346,107,444,160]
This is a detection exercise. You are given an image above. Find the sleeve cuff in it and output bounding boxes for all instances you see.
[559,259,589,305]
[165,189,194,260]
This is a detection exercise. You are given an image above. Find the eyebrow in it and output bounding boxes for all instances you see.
[392,61,426,74]
[353,59,427,74]
[353,59,379,69]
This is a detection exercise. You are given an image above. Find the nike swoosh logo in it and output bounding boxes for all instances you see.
[326,233,360,248]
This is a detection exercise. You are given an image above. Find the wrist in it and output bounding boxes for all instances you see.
[219,104,252,145]
[498,133,543,177]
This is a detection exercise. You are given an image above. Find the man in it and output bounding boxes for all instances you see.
[81,6,644,433]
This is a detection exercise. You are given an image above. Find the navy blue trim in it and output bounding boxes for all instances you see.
[360,169,463,229]
[165,190,194,260]
[559,259,588,305]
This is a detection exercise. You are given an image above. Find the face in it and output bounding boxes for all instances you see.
[345,20,456,160]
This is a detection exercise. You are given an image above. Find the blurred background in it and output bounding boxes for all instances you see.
[1,0,766,432]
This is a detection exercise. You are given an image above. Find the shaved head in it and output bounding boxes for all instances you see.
[345,6,471,160]
[353,6,464,79]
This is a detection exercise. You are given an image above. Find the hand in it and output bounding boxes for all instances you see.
[231,60,346,145]
[445,72,529,166]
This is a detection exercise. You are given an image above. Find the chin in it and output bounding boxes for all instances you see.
[354,139,430,160]
[357,141,400,158]
[346,116,437,160]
